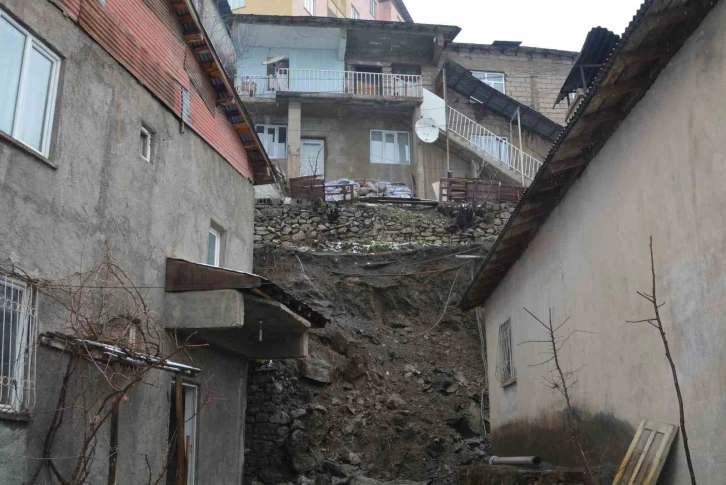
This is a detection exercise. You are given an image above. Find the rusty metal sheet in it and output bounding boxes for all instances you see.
[165,258,263,292]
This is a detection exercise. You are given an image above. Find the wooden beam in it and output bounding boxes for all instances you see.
[582,107,626,125]
[233,122,251,134]
[184,32,203,43]
[548,155,586,174]
[561,133,603,152]
[179,14,194,24]
[598,79,650,98]
[621,47,669,64]
[193,45,211,55]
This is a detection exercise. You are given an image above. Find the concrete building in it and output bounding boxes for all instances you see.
[229,13,576,200]
[0,0,321,483]
[227,0,412,22]
[460,0,724,483]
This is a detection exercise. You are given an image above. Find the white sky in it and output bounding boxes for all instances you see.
[406,0,645,51]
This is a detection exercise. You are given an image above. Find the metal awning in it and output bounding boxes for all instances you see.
[554,27,620,106]
[443,60,563,142]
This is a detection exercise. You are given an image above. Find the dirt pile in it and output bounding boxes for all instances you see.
[247,245,495,484]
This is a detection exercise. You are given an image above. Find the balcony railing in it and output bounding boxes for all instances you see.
[447,107,543,182]
[236,68,423,99]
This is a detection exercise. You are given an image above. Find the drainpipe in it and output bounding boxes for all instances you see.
[488,456,542,466]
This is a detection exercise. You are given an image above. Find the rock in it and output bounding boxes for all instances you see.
[403,364,421,376]
[291,408,308,419]
[329,329,352,356]
[323,460,363,478]
[303,356,331,384]
[348,452,362,466]
[445,402,482,438]
[292,231,307,241]
[386,393,406,410]
[269,411,291,424]
[307,403,328,413]
[297,476,315,485]
[341,342,369,382]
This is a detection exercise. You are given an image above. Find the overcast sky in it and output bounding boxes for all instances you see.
[406,0,644,51]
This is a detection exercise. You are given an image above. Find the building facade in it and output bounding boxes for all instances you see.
[0,0,314,483]
[461,1,725,483]
[231,14,575,200]
[229,0,411,21]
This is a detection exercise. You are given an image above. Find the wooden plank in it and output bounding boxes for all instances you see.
[613,419,677,485]
[598,79,651,98]
[184,32,202,43]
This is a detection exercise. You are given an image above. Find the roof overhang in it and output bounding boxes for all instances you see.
[169,0,277,184]
[460,0,720,310]
[443,60,564,142]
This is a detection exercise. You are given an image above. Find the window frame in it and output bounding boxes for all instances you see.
[351,6,360,19]
[496,319,516,386]
[0,10,61,158]
[139,126,151,162]
[304,0,315,15]
[255,124,287,159]
[471,71,506,94]
[0,274,37,413]
[370,0,377,16]
[207,228,221,267]
[369,129,410,165]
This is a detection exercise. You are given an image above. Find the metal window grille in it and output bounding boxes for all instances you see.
[495,319,515,383]
[1,274,37,412]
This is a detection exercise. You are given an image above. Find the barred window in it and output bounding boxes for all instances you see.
[1,274,37,412]
[496,319,516,385]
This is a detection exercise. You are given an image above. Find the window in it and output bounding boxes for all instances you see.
[255,124,287,159]
[471,71,505,94]
[370,130,410,165]
[351,6,360,19]
[370,0,377,16]
[139,126,151,161]
[305,0,315,15]
[228,0,245,9]
[496,319,516,385]
[166,381,198,485]
[0,11,60,157]
[1,274,37,413]
[207,227,221,266]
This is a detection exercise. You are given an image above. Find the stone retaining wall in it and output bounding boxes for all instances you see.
[254,203,515,247]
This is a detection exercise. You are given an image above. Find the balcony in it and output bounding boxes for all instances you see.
[236,68,423,101]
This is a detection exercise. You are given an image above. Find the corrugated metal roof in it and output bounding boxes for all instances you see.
[460,0,721,310]
[391,0,414,23]
[555,27,620,106]
[444,60,564,142]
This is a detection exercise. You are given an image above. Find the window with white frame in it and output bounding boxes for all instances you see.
[1,274,37,413]
[370,130,410,165]
[370,0,377,16]
[207,227,221,266]
[471,71,505,94]
[351,6,360,19]
[0,11,61,157]
[255,124,287,159]
[305,0,315,15]
[139,126,151,161]
[495,319,516,385]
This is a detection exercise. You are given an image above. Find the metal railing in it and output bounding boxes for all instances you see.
[236,68,423,99]
[447,107,543,182]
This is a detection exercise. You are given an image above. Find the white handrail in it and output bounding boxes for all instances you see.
[447,107,542,181]
[236,69,423,99]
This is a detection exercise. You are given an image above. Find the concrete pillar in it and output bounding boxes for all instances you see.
[287,101,301,180]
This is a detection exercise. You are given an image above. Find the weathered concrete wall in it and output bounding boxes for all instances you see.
[0,0,254,482]
[482,3,726,483]
[443,46,576,124]
[254,202,514,247]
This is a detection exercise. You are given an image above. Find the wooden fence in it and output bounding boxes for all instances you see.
[439,178,525,205]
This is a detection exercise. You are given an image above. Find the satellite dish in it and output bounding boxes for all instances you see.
[415,117,439,143]
[262,55,288,65]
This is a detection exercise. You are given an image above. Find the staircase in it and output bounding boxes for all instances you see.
[422,89,543,186]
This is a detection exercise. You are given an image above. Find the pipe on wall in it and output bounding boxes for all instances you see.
[488,456,542,466]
